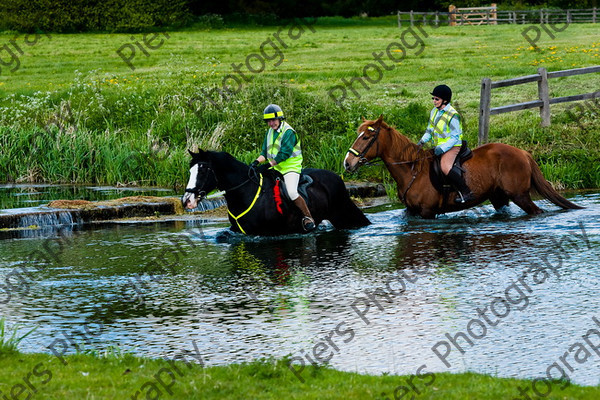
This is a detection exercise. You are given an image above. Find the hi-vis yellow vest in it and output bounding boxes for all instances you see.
[266,121,303,174]
[429,104,462,147]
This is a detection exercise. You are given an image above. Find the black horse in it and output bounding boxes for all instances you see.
[181,150,371,235]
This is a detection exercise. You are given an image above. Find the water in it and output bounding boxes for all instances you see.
[1,190,599,387]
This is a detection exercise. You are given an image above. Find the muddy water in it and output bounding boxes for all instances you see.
[1,190,599,386]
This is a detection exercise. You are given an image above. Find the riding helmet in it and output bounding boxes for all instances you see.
[263,104,285,120]
[431,85,452,103]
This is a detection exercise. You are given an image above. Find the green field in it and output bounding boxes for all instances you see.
[1,17,599,188]
[1,351,600,400]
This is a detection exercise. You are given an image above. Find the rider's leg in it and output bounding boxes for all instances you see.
[441,146,475,203]
[440,146,460,175]
[284,172,315,231]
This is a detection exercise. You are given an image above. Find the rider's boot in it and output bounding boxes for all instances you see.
[293,196,316,232]
[447,166,475,203]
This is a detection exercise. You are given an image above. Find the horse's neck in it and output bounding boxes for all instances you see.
[380,130,430,194]
[216,161,261,210]
[380,129,420,165]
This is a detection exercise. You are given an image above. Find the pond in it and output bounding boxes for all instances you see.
[0,188,599,387]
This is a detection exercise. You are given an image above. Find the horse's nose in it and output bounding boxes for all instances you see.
[343,154,352,172]
[343,155,356,173]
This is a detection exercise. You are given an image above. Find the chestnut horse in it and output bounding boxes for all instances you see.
[344,116,583,219]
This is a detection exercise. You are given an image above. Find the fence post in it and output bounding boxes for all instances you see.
[435,11,439,26]
[397,11,401,27]
[594,7,597,23]
[479,78,492,145]
[540,9,543,24]
[410,10,414,26]
[537,67,550,127]
[491,3,497,24]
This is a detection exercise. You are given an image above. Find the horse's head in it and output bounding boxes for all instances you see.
[182,150,218,210]
[344,115,389,173]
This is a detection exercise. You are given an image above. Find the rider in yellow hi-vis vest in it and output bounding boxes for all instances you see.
[251,104,316,232]
[418,85,475,203]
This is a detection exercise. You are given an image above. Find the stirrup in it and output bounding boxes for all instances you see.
[302,216,315,232]
[455,191,475,203]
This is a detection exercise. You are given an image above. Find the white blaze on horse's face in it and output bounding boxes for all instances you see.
[343,131,364,172]
[182,164,199,209]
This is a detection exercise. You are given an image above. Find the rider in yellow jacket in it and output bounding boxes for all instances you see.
[252,104,316,231]
[418,85,475,203]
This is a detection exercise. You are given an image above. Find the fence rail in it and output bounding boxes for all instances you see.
[398,8,600,26]
[478,65,600,145]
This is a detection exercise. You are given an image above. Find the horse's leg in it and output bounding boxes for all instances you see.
[327,195,371,228]
[489,189,510,211]
[420,208,437,219]
[510,193,543,215]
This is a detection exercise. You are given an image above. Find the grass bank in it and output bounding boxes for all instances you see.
[1,350,599,399]
[1,21,599,188]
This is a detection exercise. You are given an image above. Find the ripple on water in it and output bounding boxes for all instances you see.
[1,192,599,385]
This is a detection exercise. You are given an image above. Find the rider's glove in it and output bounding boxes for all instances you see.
[256,163,271,174]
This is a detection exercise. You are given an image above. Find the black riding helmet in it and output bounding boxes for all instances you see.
[431,85,452,104]
[263,104,284,120]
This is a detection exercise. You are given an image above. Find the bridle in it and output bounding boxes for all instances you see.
[185,161,260,198]
[348,125,381,166]
[347,125,433,203]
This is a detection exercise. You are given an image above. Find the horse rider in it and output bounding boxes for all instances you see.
[418,85,475,203]
[251,104,316,232]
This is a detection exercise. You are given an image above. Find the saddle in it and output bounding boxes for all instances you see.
[429,140,473,194]
[272,172,313,213]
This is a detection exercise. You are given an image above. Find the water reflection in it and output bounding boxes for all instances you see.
[0,192,599,385]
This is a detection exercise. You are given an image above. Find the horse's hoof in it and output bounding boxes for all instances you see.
[302,217,316,232]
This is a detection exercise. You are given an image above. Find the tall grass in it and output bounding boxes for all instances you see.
[1,23,599,189]
[0,318,37,354]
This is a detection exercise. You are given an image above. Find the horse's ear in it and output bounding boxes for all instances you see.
[372,114,384,127]
[361,116,366,122]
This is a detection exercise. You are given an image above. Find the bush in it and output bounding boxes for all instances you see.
[0,0,191,33]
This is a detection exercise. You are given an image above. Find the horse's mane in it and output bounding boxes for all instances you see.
[360,119,430,168]
[191,150,248,171]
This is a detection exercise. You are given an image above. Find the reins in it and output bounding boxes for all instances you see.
[186,161,261,195]
[348,124,433,202]
[187,160,264,235]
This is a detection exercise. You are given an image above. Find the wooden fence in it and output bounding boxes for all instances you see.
[478,65,600,145]
[398,8,600,27]
[449,5,497,26]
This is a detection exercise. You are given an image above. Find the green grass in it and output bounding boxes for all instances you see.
[0,21,599,188]
[1,351,599,399]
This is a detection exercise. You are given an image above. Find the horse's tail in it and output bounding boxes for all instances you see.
[528,153,583,209]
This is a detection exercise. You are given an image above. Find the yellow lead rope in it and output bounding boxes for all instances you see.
[227,173,263,234]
